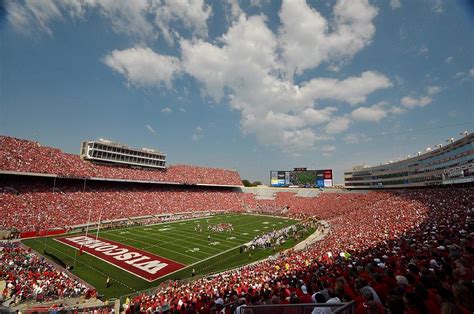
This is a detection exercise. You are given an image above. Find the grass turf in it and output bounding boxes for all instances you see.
[22,213,311,299]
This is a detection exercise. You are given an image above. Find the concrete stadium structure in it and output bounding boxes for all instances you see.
[344,132,473,189]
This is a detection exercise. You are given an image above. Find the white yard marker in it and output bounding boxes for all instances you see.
[186,248,200,253]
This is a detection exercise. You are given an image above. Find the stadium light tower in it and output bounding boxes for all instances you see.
[425,147,431,152]
[460,131,468,136]
[417,151,422,156]
[447,137,455,143]
[435,144,443,149]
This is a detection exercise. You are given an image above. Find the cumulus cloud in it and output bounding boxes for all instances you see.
[299,71,392,105]
[279,0,378,76]
[102,1,391,153]
[325,116,351,134]
[161,107,172,113]
[103,47,181,88]
[351,104,388,122]
[153,0,212,44]
[401,96,432,108]
[445,56,453,63]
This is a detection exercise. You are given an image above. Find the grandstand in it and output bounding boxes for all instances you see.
[344,132,473,189]
[1,135,473,314]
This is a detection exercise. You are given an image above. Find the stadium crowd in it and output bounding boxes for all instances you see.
[0,136,242,186]
[122,188,473,314]
[0,243,93,305]
[0,181,254,232]
[1,136,473,313]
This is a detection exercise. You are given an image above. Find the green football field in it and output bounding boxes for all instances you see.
[23,213,312,299]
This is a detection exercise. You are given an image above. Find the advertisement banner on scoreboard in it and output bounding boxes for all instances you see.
[323,170,333,179]
[324,179,333,187]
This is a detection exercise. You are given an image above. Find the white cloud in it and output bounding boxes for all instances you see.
[445,56,453,63]
[390,0,401,9]
[325,116,351,134]
[145,124,156,134]
[161,107,172,113]
[427,85,441,95]
[470,68,474,77]
[401,96,432,108]
[7,0,62,37]
[278,0,378,76]
[299,71,392,105]
[103,47,181,88]
[102,1,390,153]
[223,0,244,22]
[6,0,212,42]
[343,133,372,144]
[179,107,186,112]
[351,105,387,122]
[153,0,212,44]
[389,107,407,115]
[301,107,337,125]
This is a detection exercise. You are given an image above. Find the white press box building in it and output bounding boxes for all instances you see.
[80,139,166,169]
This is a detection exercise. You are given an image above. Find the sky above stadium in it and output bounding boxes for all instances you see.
[1,0,473,183]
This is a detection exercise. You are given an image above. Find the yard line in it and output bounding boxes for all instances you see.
[126,229,223,255]
[134,227,241,248]
[101,232,203,261]
[151,216,292,243]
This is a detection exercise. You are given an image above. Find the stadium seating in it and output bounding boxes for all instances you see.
[1,185,473,312]
[0,182,251,232]
[1,136,473,312]
[0,243,94,305]
[122,189,473,314]
[0,136,242,186]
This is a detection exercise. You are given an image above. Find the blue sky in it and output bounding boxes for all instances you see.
[1,0,473,184]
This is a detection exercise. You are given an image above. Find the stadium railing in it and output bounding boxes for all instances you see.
[240,301,355,314]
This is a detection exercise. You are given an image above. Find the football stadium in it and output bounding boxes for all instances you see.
[1,133,473,313]
[2,1,474,314]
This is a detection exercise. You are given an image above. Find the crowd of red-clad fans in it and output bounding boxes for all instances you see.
[0,243,94,306]
[0,182,255,232]
[0,136,242,186]
[1,135,473,313]
[122,189,473,314]
[0,184,473,312]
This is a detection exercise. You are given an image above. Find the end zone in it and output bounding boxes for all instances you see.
[55,235,185,282]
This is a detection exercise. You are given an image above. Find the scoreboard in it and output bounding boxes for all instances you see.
[270,168,333,187]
